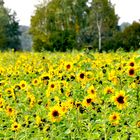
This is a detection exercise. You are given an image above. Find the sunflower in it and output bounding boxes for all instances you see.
[128,67,135,77]
[48,106,63,122]
[128,59,135,67]
[19,80,27,90]
[104,86,114,94]
[129,61,135,67]
[82,95,95,107]
[32,78,41,86]
[77,71,86,82]
[48,81,59,92]
[11,122,21,131]
[64,62,73,71]
[87,85,96,96]
[109,112,120,125]
[6,106,15,116]
[112,90,128,109]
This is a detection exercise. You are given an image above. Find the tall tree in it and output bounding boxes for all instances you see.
[88,0,118,52]
[30,0,89,51]
[0,0,21,51]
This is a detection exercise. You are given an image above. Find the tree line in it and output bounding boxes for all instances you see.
[0,0,140,52]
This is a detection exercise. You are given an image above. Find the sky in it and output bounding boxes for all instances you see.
[3,0,140,26]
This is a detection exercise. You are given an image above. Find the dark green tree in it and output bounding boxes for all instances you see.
[121,21,140,51]
[0,0,21,51]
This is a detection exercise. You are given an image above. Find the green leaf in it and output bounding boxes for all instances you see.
[0,133,5,137]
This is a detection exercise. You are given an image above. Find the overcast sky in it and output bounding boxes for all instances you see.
[4,0,140,26]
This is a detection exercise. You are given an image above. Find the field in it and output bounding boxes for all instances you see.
[0,51,140,140]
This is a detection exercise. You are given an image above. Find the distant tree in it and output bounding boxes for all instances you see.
[0,0,21,51]
[88,0,118,52]
[122,21,140,51]
[30,0,89,51]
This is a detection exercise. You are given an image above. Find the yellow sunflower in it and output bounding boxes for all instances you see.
[32,78,41,86]
[87,85,96,96]
[82,95,95,107]
[6,106,15,116]
[109,112,120,125]
[19,80,27,90]
[11,122,21,131]
[48,106,63,122]
[104,86,114,94]
[64,62,73,71]
[112,90,128,109]
[77,71,87,82]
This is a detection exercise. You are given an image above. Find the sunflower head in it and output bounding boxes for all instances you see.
[11,122,21,131]
[19,80,27,89]
[65,62,73,71]
[48,106,63,122]
[109,112,120,125]
[104,87,114,94]
[6,106,15,116]
[113,90,128,109]
[82,95,95,107]
[87,85,96,96]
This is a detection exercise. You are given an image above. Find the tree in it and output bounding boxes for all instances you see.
[30,0,89,51]
[88,0,118,52]
[121,21,140,51]
[0,0,21,51]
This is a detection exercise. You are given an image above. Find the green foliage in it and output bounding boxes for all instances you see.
[30,0,89,51]
[88,0,119,51]
[0,0,21,51]
[122,21,140,51]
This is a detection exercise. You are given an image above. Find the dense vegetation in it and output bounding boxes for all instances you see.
[0,0,21,51]
[0,51,140,139]
[0,0,140,52]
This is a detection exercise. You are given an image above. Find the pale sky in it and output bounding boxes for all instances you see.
[4,0,140,26]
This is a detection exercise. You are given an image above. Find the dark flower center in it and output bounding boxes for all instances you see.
[22,84,25,87]
[91,90,95,94]
[34,80,38,83]
[66,64,71,69]
[130,62,134,67]
[113,115,117,120]
[51,84,54,88]
[14,125,18,128]
[117,96,124,104]
[87,98,92,103]
[52,110,59,117]
[80,73,85,79]
[129,69,134,75]
[9,108,12,112]
[107,89,112,94]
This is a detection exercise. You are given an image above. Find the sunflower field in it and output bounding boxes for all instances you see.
[0,51,140,140]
